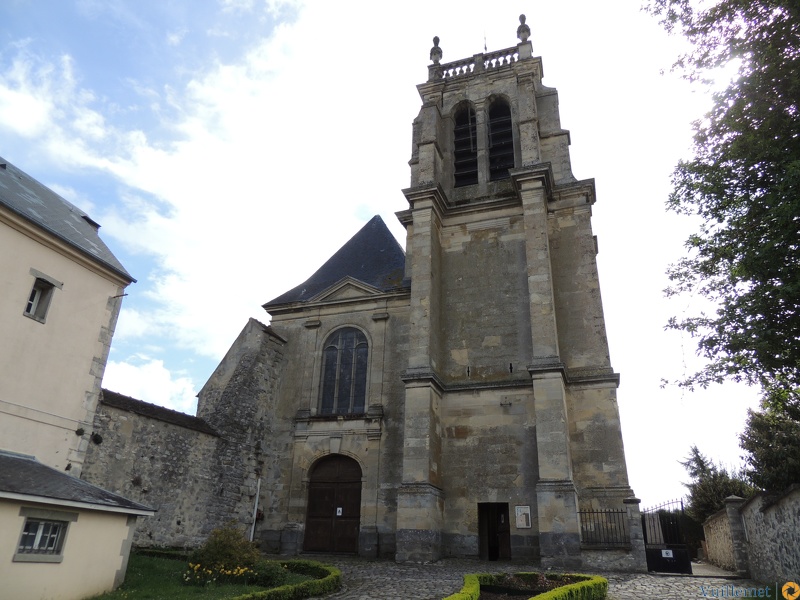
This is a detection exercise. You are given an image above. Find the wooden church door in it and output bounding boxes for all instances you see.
[303,454,362,553]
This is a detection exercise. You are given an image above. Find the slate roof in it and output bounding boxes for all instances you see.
[0,450,153,514]
[0,156,134,282]
[265,215,408,307]
[101,389,218,436]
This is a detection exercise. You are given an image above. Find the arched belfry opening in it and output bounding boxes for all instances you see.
[303,454,362,553]
[453,104,478,187]
[488,99,514,180]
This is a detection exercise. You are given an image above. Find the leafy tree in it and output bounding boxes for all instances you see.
[740,407,800,492]
[680,445,754,522]
[646,0,800,418]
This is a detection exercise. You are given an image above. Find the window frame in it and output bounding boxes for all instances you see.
[453,103,479,188]
[23,269,63,324]
[13,507,78,564]
[318,327,369,416]
[488,98,515,181]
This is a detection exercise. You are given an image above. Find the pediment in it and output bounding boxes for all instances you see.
[309,277,383,302]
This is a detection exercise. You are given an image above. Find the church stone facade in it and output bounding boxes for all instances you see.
[83,17,644,570]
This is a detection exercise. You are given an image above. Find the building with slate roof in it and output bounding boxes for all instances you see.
[0,157,155,598]
[82,16,644,570]
[0,155,134,474]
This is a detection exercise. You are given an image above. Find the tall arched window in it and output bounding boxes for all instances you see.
[319,328,368,415]
[453,105,478,187]
[488,99,514,181]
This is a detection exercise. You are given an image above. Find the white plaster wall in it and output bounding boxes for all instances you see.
[0,214,127,472]
[0,500,136,600]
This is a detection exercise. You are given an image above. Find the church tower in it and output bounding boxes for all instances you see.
[85,13,645,570]
[394,16,640,567]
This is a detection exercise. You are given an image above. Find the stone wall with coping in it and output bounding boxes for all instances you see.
[740,485,800,583]
[83,319,287,548]
[703,507,736,571]
[702,486,800,582]
[82,401,220,547]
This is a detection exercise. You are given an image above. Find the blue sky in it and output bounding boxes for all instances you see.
[0,0,759,503]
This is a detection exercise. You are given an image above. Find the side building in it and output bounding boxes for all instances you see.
[0,156,153,600]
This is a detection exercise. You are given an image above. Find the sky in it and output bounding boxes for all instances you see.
[0,0,760,505]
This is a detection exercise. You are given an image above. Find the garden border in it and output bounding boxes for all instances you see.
[443,572,608,600]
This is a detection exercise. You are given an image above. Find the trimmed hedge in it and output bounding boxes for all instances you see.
[133,547,192,561]
[229,560,341,600]
[443,572,608,600]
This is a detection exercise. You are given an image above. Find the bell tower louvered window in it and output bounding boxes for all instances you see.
[453,105,478,187]
[320,328,368,415]
[488,100,514,181]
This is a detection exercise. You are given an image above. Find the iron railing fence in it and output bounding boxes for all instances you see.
[578,509,630,548]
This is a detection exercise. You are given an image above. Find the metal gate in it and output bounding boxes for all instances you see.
[641,499,692,574]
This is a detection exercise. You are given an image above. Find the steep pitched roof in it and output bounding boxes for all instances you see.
[0,450,152,514]
[101,389,218,436]
[265,215,408,307]
[0,156,134,282]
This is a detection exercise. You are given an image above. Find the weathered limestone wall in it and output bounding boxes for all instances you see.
[568,384,630,497]
[196,318,289,552]
[439,387,539,558]
[439,212,533,384]
[549,195,610,370]
[82,403,219,547]
[740,486,800,583]
[703,508,737,571]
[265,296,410,557]
[84,318,288,548]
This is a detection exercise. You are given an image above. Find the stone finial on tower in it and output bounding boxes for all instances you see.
[517,14,530,42]
[430,36,442,64]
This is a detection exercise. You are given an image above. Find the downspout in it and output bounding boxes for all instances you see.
[250,477,261,542]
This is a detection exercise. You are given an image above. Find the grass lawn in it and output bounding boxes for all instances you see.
[89,553,312,600]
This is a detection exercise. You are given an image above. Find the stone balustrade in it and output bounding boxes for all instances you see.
[429,46,521,82]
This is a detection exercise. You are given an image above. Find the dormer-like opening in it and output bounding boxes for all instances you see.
[453,104,478,187]
[488,99,514,181]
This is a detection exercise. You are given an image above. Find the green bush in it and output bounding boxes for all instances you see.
[444,572,608,600]
[189,524,262,571]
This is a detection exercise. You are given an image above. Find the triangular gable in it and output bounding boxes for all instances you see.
[309,276,383,303]
[264,215,408,308]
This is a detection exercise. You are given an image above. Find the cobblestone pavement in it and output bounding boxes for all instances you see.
[314,555,766,600]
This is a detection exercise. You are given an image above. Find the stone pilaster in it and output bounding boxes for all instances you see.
[396,187,446,562]
[531,374,581,569]
[514,166,559,361]
[514,165,581,567]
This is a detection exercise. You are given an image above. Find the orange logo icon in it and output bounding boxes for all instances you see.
[783,582,800,600]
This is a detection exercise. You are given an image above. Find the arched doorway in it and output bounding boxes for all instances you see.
[303,454,362,553]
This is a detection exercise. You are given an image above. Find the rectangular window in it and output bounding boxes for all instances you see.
[18,519,67,554]
[13,507,77,563]
[23,269,63,324]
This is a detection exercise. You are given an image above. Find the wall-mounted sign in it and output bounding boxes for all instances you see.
[336,507,342,516]
[662,549,674,558]
[515,505,531,529]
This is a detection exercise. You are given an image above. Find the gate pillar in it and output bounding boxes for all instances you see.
[623,497,648,572]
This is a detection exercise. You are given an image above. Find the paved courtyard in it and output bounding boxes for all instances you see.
[316,555,766,600]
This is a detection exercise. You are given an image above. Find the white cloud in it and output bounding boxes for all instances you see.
[166,29,187,47]
[103,356,198,414]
